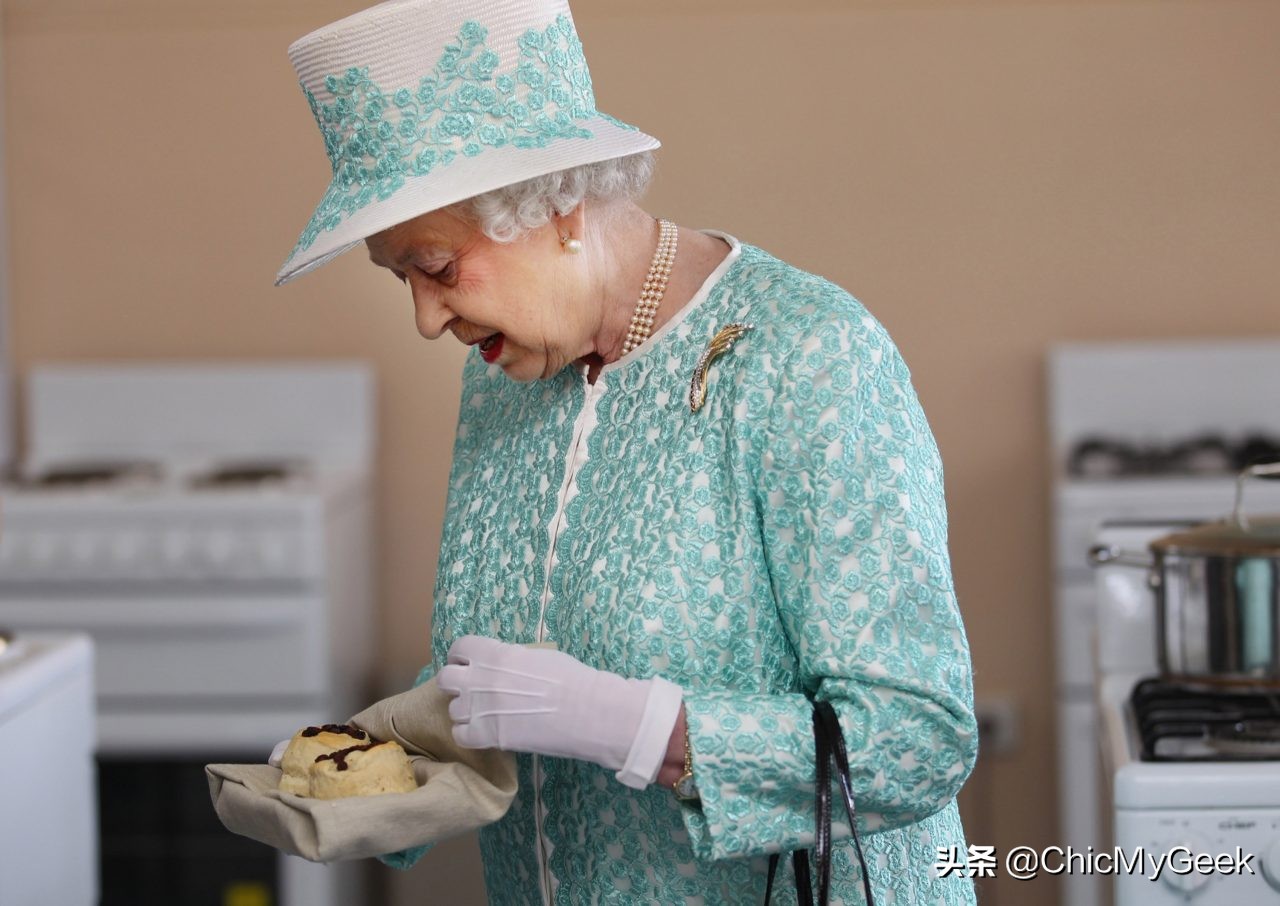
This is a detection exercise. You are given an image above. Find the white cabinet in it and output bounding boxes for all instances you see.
[0,634,97,906]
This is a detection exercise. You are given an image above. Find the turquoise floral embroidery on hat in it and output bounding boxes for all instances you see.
[290,15,631,258]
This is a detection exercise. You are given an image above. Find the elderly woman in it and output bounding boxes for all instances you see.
[276,1,978,903]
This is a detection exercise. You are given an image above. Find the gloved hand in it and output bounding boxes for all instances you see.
[436,635,684,790]
[265,675,514,783]
[349,677,519,796]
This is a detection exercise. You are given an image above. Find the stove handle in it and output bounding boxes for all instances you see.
[1087,544,1154,570]
[1234,460,1280,531]
[0,599,305,636]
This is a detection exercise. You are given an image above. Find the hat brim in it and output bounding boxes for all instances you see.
[276,114,660,286]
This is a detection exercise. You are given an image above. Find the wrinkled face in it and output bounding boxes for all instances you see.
[365,207,595,382]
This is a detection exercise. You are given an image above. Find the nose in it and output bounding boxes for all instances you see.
[408,280,453,340]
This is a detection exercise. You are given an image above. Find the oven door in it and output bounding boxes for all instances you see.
[0,593,331,753]
[0,594,321,696]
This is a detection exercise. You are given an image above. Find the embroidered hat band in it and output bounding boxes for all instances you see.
[276,0,660,286]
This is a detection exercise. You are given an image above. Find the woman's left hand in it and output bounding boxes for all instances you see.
[436,635,684,789]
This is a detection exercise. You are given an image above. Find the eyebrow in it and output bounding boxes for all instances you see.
[368,246,449,269]
[367,250,401,269]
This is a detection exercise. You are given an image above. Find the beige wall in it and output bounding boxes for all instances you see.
[5,1,1280,903]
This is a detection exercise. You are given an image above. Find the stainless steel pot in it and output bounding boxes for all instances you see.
[1089,462,1280,682]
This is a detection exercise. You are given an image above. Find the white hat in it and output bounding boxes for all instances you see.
[276,0,660,285]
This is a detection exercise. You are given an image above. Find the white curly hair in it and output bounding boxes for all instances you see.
[458,151,655,243]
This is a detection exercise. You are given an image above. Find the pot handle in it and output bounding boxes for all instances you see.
[1233,461,1280,531]
[1087,544,1154,569]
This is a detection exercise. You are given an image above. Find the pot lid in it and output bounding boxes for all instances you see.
[1152,516,1280,557]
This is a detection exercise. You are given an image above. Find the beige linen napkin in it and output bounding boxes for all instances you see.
[206,676,517,863]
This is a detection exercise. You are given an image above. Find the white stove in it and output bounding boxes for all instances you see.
[1049,338,1280,906]
[1099,674,1280,903]
[0,362,377,906]
[1096,521,1280,904]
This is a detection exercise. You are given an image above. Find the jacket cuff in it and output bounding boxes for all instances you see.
[615,676,684,789]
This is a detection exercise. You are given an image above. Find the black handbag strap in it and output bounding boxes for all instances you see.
[813,706,834,903]
[764,703,875,906]
[815,702,875,906]
[765,850,813,906]
[793,850,813,906]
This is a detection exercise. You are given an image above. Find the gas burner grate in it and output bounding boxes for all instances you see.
[22,461,162,488]
[188,460,306,489]
[1132,677,1280,761]
[1067,432,1280,479]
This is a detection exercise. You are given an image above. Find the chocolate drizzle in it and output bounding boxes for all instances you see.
[301,723,368,741]
[314,741,383,771]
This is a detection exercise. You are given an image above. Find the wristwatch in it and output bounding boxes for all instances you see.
[672,725,700,802]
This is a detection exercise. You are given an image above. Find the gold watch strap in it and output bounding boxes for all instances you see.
[673,723,699,801]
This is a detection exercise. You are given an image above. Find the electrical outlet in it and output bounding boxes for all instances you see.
[974,696,1019,757]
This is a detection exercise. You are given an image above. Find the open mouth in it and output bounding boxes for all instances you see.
[479,333,505,363]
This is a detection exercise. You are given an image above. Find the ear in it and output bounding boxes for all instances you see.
[551,202,587,246]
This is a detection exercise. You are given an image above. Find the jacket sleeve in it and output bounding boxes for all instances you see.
[678,312,978,862]
[377,662,439,870]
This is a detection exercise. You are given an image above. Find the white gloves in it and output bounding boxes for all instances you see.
[436,635,684,790]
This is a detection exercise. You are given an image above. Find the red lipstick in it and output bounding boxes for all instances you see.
[480,334,504,364]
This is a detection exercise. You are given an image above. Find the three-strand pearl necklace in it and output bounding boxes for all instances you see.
[620,219,678,356]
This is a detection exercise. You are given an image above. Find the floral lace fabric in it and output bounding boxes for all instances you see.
[291,14,630,258]
[388,238,978,905]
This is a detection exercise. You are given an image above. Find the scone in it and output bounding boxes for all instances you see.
[308,740,418,799]
[278,724,371,796]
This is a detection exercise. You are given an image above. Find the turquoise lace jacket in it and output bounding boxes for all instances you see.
[389,233,978,905]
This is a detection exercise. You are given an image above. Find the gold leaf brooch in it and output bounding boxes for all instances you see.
[689,322,756,413]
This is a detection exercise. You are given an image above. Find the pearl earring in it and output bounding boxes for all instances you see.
[560,234,584,255]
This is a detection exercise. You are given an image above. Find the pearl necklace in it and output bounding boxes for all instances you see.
[621,219,678,356]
